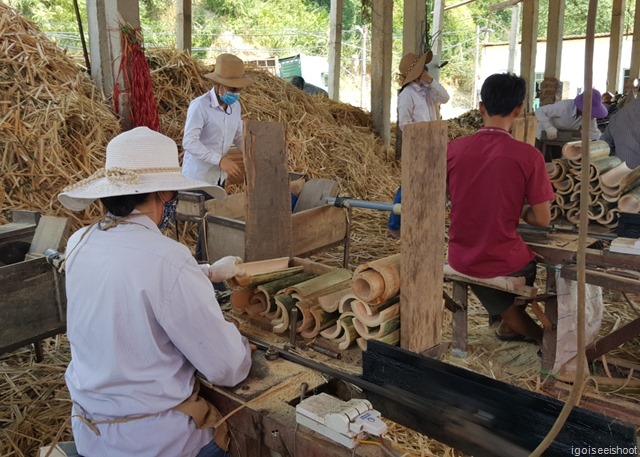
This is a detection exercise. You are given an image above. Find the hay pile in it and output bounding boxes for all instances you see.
[0,2,121,228]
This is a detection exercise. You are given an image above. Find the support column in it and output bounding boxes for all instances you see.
[520,0,539,112]
[177,0,192,53]
[328,0,343,100]
[541,0,564,106]
[371,0,393,147]
[86,0,140,126]
[432,0,445,57]
[403,0,426,55]
[507,3,521,73]
[627,0,640,92]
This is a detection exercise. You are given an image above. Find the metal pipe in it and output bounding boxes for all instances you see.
[325,197,401,214]
[308,343,342,359]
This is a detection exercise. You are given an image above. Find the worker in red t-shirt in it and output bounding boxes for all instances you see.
[447,73,555,345]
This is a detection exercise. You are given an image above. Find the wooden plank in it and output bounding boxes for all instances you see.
[561,265,640,295]
[328,0,343,100]
[362,340,637,457]
[205,192,246,220]
[586,316,640,361]
[176,191,205,221]
[224,149,246,186]
[293,179,339,213]
[606,0,625,93]
[291,206,347,257]
[0,257,66,354]
[204,215,245,261]
[28,216,70,256]
[401,121,447,352]
[520,0,538,112]
[370,0,392,146]
[403,0,427,55]
[243,121,292,261]
[544,0,565,79]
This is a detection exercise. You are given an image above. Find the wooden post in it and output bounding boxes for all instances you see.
[86,0,140,127]
[370,0,392,147]
[177,0,192,53]
[544,0,565,82]
[400,121,447,352]
[607,0,625,93]
[242,121,292,261]
[431,0,445,57]
[520,0,538,113]
[629,0,640,89]
[328,0,343,100]
[403,0,427,55]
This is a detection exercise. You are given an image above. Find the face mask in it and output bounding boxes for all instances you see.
[158,193,178,231]
[220,92,239,106]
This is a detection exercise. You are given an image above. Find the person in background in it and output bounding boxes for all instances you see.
[387,51,451,239]
[290,75,329,97]
[447,73,555,346]
[182,53,252,260]
[602,97,640,169]
[534,89,608,141]
[58,127,252,457]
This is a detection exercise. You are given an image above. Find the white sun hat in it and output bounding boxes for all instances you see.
[58,126,226,211]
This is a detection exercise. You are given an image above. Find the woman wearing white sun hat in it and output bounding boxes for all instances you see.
[58,127,251,457]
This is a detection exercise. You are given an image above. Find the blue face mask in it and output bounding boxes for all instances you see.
[158,193,178,231]
[220,92,239,106]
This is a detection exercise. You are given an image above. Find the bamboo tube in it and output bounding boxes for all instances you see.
[320,314,349,340]
[550,205,565,221]
[357,329,400,351]
[555,193,579,210]
[232,265,304,288]
[587,201,610,220]
[618,187,640,214]
[570,182,599,206]
[317,287,352,313]
[294,299,316,333]
[353,315,401,340]
[618,167,640,195]
[246,293,269,317]
[324,314,358,350]
[352,301,400,328]
[283,269,352,300]
[601,191,620,203]
[252,272,316,317]
[548,159,569,181]
[561,140,610,161]
[597,207,619,225]
[300,305,339,338]
[589,156,622,180]
[352,253,401,304]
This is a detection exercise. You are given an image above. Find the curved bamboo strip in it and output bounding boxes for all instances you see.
[352,253,401,304]
[566,207,581,225]
[554,177,575,194]
[600,162,633,189]
[618,167,640,195]
[317,287,352,313]
[601,191,620,203]
[320,313,350,340]
[548,159,569,181]
[589,156,622,181]
[294,299,315,333]
[597,208,619,226]
[587,201,609,220]
[555,193,577,210]
[353,315,400,340]
[255,271,316,318]
[570,183,599,206]
[356,330,400,351]
[246,293,268,317]
[335,314,358,350]
[351,300,400,327]
[283,269,352,300]
[300,305,339,339]
[550,205,565,221]
[561,140,610,161]
[272,295,297,333]
[618,187,640,214]
[230,287,254,314]
[338,293,358,313]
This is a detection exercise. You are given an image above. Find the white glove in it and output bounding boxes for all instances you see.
[545,126,558,140]
[204,256,245,282]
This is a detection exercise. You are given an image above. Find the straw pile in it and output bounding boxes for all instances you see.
[0,2,121,228]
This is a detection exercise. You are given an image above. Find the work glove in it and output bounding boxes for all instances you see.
[545,126,558,140]
[200,256,245,282]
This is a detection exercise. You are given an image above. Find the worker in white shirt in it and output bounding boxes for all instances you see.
[58,127,252,457]
[389,51,450,238]
[182,53,252,260]
[535,89,608,141]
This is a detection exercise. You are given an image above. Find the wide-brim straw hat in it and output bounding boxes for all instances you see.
[204,53,253,88]
[58,127,226,211]
[398,51,433,87]
[574,89,608,119]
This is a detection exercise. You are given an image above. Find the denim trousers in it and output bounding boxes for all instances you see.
[195,440,228,457]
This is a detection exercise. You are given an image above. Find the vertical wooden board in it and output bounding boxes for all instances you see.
[205,216,246,262]
[400,121,447,352]
[243,121,292,261]
[607,0,625,93]
[520,0,539,113]
[544,0,565,79]
[293,179,339,213]
[328,0,343,100]
[28,216,70,255]
[370,0,393,146]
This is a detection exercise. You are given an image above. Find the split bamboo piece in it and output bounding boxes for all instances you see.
[320,313,359,350]
[338,293,358,313]
[230,287,254,314]
[618,187,640,214]
[283,269,352,300]
[227,257,293,287]
[549,159,570,182]
[589,157,622,180]
[351,300,401,328]
[353,315,401,340]
[561,140,611,161]
[352,253,401,304]
[317,288,352,313]
[272,295,297,333]
[250,271,316,318]
[356,330,400,351]
[300,305,340,339]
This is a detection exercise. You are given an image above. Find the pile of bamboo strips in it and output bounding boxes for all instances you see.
[548,140,640,229]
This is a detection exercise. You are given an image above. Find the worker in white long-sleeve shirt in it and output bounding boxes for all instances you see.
[58,127,252,457]
[535,89,608,141]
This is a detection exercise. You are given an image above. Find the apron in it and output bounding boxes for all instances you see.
[74,379,230,452]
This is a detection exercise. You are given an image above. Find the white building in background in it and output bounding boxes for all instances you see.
[479,33,635,100]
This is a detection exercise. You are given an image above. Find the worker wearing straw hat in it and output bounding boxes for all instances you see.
[387,51,450,238]
[182,53,252,260]
[58,127,251,457]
